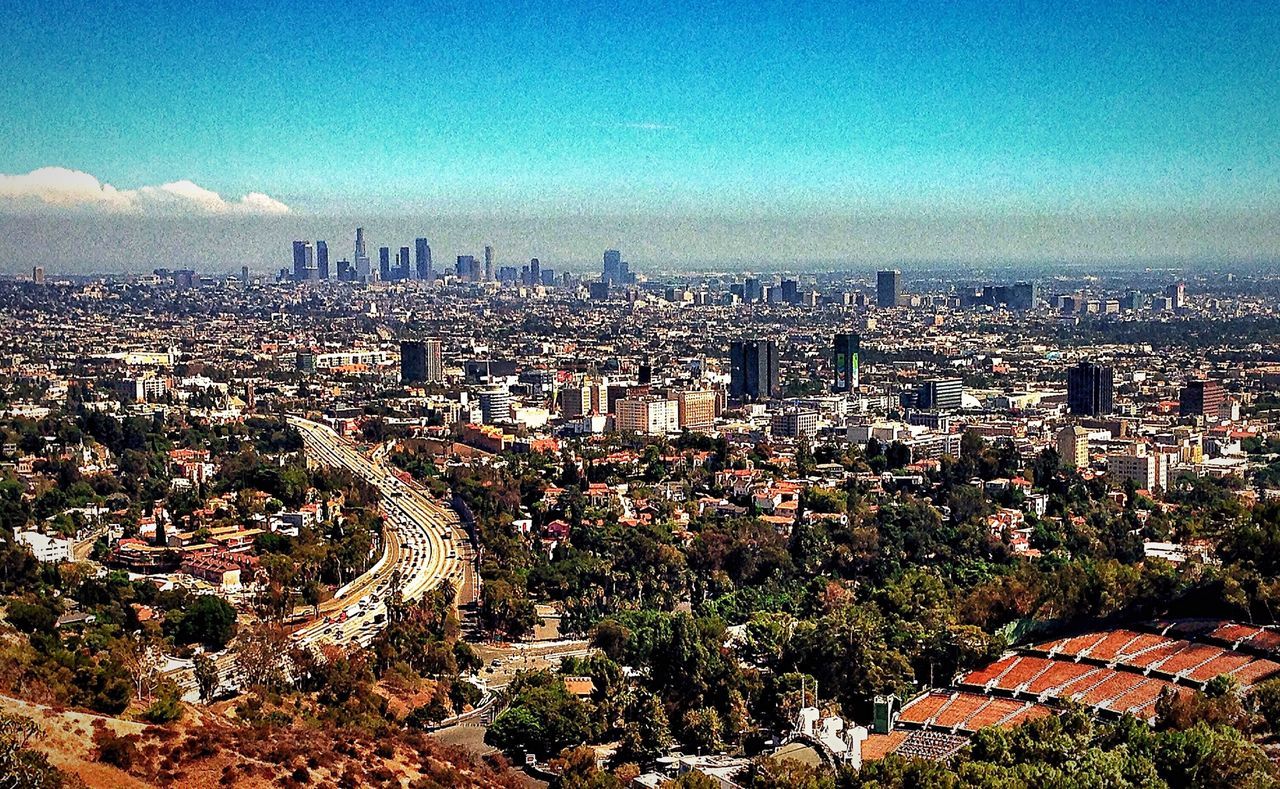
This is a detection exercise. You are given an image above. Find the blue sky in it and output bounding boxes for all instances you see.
[3,0,1277,213]
[1,1,1278,269]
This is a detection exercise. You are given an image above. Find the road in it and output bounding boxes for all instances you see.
[171,416,473,699]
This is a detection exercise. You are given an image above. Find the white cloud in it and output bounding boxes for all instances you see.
[0,167,291,215]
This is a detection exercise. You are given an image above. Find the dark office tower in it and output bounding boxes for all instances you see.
[603,249,622,284]
[240,265,249,286]
[354,227,371,281]
[454,254,475,280]
[399,246,411,279]
[916,378,963,411]
[1166,281,1186,309]
[1010,281,1038,311]
[1180,379,1225,418]
[315,240,329,280]
[729,339,780,402]
[876,269,901,308]
[529,258,541,285]
[779,279,798,304]
[336,260,352,281]
[1067,360,1114,416]
[833,332,860,392]
[744,277,763,303]
[292,240,308,281]
[483,245,494,282]
[379,247,391,281]
[415,238,432,280]
[400,339,443,384]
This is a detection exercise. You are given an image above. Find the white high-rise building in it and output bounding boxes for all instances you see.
[616,395,679,435]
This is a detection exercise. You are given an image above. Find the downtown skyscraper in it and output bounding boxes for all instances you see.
[415,238,432,280]
[354,228,371,282]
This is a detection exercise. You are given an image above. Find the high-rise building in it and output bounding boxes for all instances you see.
[478,389,512,424]
[456,255,476,280]
[292,240,309,281]
[315,240,329,280]
[32,266,45,284]
[1166,281,1186,309]
[916,378,963,411]
[833,333,860,392]
[1056,425,1089,470]
[674,390,717,432]
[1010,281,1039,310]
[1179,379,1225,419]
[779,279,798,304]
[484,245,494,282]
[240,265,249,286]
[876,269,901,308]
[744,277,763,303]
[603,249,622,284]
[396,246,410,280]
[1067,360,1114,416]
[729,339,779,401]
[770,408,819,438]
[400,339,443,384]
[1106,445,1168,491]
[529,258,541,286]
[616,395,679,435]
[354,228,371,281]
[415,238,432,280]
[561,382,607,418]
[379,247,391,281]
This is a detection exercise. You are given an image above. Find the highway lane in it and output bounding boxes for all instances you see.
[171,416,471,699]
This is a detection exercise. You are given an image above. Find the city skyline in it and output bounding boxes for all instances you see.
[2,2,1279,271]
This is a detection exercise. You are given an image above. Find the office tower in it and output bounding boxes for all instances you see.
[1166,281,1186,309]
[876,269,901,308]
[729,339,779,401]
[529,258,541,285]
[398,246,411,279]
[336,260,352,281]
[674,390,717,432]
[616,395,679,435]
[833,332,860,392]
[770,408,819,438]
[1180,379,1225,418]
[603,249,622,284]
[315,240,329,280]
[1056,425,1090,469]
[916,378,963,411]
[400,339,443,384]
[561,382,607,418]
[354,228,371,281]
[779,279,798,304]
[1010,281,1038,311]
[292,241,308,281]
[478,389,512,424]
[379,247,391,281]
[541,268,556,286]
[1067,360,1114,416]
[484,245,494,281]
[240,265,249,286]
[415,238,432,280]
[32,266,45,284]
[744,277,763,303]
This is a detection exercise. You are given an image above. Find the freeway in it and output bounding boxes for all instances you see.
[287,415,472,649]
[172,416,472,699]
